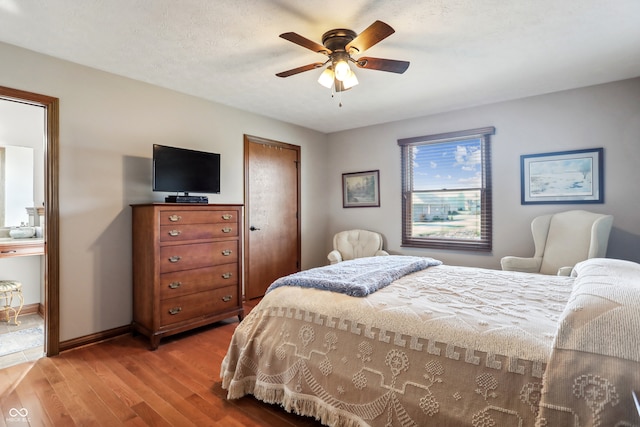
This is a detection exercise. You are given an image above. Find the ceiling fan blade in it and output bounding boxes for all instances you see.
[279,32,331,55]
[345,20,395,54]
[276,63,325,78]
[355,57,410,74]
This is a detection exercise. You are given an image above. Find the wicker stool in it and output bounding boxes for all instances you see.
[0,280,24,325]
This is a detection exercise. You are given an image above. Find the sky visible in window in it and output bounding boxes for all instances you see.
[412,138,482,191]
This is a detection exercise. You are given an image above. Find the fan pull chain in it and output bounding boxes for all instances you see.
[329,83,344,107]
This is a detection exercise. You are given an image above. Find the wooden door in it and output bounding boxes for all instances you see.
[244,135,300,300]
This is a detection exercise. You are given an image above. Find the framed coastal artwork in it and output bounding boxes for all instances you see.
[521,148,603,205]
[342,170,380,208]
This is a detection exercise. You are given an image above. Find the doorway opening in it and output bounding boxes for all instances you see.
[0,85,60,363]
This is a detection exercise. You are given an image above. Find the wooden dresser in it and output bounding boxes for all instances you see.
[131,203,244,349]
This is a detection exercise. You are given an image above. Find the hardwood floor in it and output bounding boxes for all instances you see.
[0,301,323,426]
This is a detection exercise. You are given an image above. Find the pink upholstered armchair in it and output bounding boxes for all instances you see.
[500,210,613,276]
[327,229,390,264]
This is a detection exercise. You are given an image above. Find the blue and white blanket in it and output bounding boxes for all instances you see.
[266,255,442,297]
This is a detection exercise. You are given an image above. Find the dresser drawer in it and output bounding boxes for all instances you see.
[160,241,238,273]
[160,223,238,242]
[160,286,239,326]
[0,239,45,257]
[159,210,239,226]
[160,263,238,299]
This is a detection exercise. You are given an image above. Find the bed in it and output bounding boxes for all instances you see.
[221,256,640,426]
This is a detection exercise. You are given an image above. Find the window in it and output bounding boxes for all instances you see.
[398,127,495,251]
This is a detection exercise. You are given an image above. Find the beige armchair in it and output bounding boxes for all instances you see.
[501,210,613,276]
[328,229,390,264]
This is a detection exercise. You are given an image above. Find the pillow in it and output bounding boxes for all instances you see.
[572,257,640,282]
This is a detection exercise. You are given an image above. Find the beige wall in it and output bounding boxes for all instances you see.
[1,41,329,341]
[326,78,640,268]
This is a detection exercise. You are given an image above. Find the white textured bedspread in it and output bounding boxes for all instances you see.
[538,258,640,426]
[221,263,575,426]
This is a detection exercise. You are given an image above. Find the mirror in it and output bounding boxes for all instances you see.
[0,99,45,229]
[0,145,34,227]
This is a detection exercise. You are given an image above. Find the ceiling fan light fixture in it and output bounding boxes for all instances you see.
[334,79,347,93]
[333,58,351,81]
[277,21,410,101]
[317,67,335,88]
[342,69,359,89]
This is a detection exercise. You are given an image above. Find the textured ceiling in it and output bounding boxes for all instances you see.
[0,0,639,133]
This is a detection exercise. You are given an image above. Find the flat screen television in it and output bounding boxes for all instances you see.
[152,144,221,196]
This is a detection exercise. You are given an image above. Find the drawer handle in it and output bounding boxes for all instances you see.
[168,307,182,315]
[1,250,17,254]
[168,256,182,263]
[222,272,233,279]
[168,281,182,289]
[168,229,181,237]
[222,295,233,302]
[221,227,232,233]
[222,214,233,220]
[221,250,232,256]
[168,215,182,222]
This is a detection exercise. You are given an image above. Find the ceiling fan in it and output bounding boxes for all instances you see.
[276,20,410,93]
